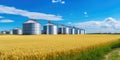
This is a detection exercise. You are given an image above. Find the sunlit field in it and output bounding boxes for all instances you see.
[0,35,120,60]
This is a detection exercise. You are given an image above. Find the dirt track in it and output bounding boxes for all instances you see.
[104,48,120,60]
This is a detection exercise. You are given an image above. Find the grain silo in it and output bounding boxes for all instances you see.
[1,31,6,34]
[69,27,73,34]
[59,25,70,34]
[0,30,12,34]
[58,27,62,34]
[78,28,82,34]
[9,30,13,34]
[43,21,58,35]
[71,27,76,34]
[81,29,86,34]
[13,28,22,34]
[78,29,81,34]
[74,28,81,34]
[6,30,13,34]
[23,19,41,35]
[74,28,78,34]
[43,26,47,34]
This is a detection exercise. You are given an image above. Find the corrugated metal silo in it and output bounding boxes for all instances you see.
[74,28,81,34]
[23,19,41,35]
[58,28,62,34]
[13,28,22,34]
[81,29,86,34]
[71,27,76,34]
[43,22,58,35]
[78,29,81,34]
[0,30,12,34]
[69,27,73,34]
[9,30,13,34]
[1,31,6,34]
[6,30,13,34]
[74,28,78,34]
[43,26,47,34]
[59,25,70,34]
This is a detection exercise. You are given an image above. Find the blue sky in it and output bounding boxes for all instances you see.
[0,0,120,33]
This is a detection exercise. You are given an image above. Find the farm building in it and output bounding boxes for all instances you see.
[1,30,13,34]
[12,28,22,35]
[1,31,7,34]
[58,25,71,34]
[23,19,41,35]
[43,22,58,35]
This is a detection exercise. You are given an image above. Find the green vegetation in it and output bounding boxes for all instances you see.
[103,48,120,60]
[43,40,120,60]
[108,50,120,60]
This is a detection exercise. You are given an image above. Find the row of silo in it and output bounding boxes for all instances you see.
[0,28,22,35]
[1,30,12,34]
[0,19,85,35]
[22,19,85,35]
[58,26,83,35]
[13,28,22,34]
[58,25,70,34]
[0,19,41,35]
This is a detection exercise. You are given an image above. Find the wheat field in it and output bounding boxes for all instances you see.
[0,35,120,60]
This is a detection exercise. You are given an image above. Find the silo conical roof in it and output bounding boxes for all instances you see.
[24,19,39,24]
[46,21,57,26]
[13,28,21,30]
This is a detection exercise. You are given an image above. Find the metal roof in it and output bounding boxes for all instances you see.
[24,19,39,24]
[46,21,57,26]
[13,28,21,30]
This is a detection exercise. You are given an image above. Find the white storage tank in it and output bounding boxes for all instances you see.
[6,30,13,34]
[81,29,86,34]
[43,22,58,35]
[0,30,12,34]
[9,30,13,34]
[13,28,22,35]
[78,28,81,34]
[78,29,81,34]
[74,28,78,34]
[59,25,70,34]
[1,31,6,34]
[23,19,41,35]
[71,27,76,34]
[75,28,81,34]
[69,27,73,34]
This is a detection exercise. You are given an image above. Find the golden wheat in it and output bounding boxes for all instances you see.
[0,35,119,60]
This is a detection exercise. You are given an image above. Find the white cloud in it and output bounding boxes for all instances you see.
[84,12,87,15]
[83,12,88,17]
[67,22,72,24]
[0,16,4,18]
[0,5,63,21]
[0,19,14,23]
[52,0,65,4]
[52,0,60,3]
[75,17,120,33]
[61,1,65,4]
